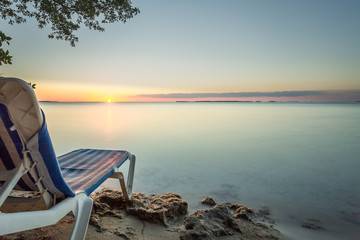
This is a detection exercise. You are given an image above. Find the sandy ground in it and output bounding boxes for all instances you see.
[1,213,281,240]
[1,214,281,240]
[0,214,181,240]
[0,190,281,240]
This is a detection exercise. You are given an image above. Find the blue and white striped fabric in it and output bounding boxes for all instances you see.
[27,114,75,197]
[0,101,72,196]
[58,149,129,195]
[27,120,130,197]
[0,104,37,191]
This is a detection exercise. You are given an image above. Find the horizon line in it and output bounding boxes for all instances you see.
[136,90,360,99]
[39,100,360,103]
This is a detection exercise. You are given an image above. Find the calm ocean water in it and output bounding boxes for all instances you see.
[40,102,360,240]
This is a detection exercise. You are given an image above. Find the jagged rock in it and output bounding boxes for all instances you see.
[92,189,127,211]
[258,207,271,216]
[253,206,275,224]
[126,192,188,225]
[230,203,254,220]
[302,219,322,230]
[200,197,216,206]
[91,190,124,219]
[180,203,241,240]
[302,222,321,230]
[179,230,211,240]
[91,190,188,226]
[89,215,105,233]
[39,236,52,240]
[14,235,26,240]
[113,229,132,240]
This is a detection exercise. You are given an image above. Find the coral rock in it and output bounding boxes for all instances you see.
[180,203,241,240]
[200,196,217,206]
[126,192,188,225]
[230,204,254,220]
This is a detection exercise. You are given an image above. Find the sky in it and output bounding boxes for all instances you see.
[1,0,360,102]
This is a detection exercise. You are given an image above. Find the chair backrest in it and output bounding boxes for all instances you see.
[0,78,74,200]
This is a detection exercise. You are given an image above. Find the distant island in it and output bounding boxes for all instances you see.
[38,100,360,103]
[176,100,360,103]
[175,100,304,103]
[176,100,255,102]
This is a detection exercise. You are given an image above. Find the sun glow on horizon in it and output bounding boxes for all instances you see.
[33,82,360,103]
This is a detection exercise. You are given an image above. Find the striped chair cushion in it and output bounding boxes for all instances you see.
[58,149,129,195]
[1,104,75,197]
[0,104,37,191]
[27,116,75,197]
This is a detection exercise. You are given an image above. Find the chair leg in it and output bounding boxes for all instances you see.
[110,153,136,200]
[111,172,129,200]
[70,194,93,240]
[127,154,136,197]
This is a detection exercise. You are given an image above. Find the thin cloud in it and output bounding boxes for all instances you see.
[137,91,324,98]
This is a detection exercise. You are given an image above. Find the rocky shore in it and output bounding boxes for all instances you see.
[1,189,282,240]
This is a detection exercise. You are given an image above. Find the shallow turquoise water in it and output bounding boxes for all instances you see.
[40,102,360,240]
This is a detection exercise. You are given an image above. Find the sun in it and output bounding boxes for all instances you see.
[107,98,112,103]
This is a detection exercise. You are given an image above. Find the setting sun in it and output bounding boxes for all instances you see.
[107,98,112,103]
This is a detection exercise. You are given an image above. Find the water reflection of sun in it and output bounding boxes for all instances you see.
[107,98,112,103]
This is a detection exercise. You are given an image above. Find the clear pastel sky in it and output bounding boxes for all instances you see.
[1,0,360,102]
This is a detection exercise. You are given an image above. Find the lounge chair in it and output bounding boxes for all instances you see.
[0,77,136,239]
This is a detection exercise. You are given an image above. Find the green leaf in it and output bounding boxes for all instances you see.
[0,0,139,65]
